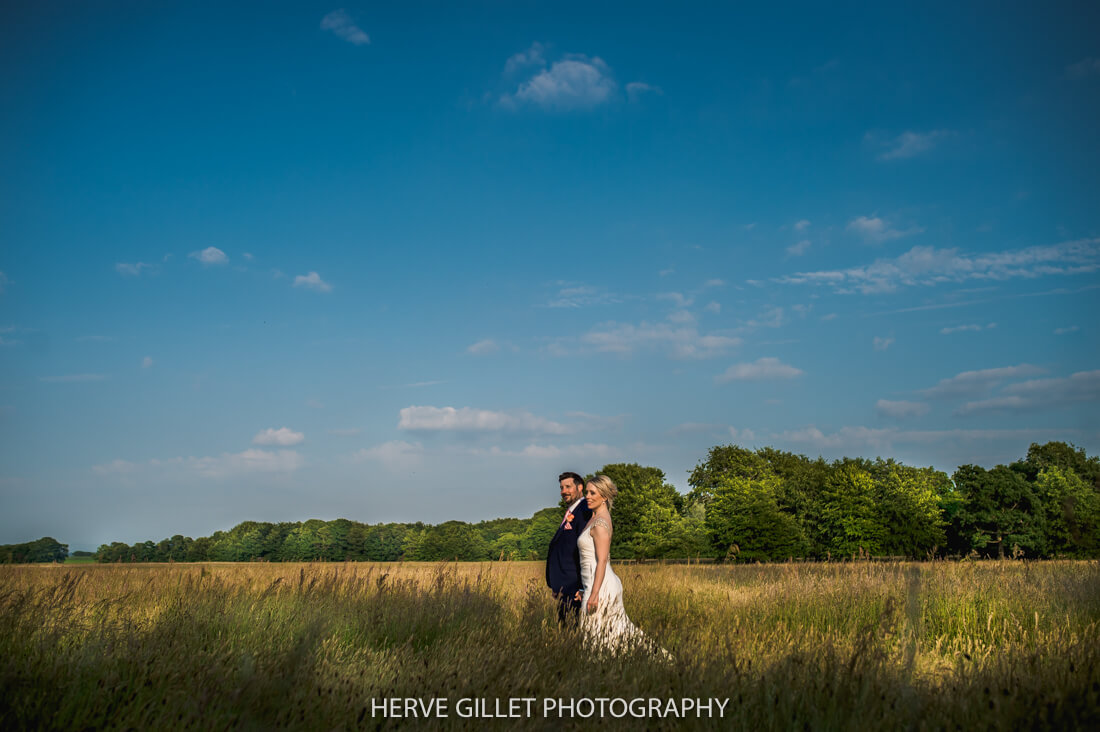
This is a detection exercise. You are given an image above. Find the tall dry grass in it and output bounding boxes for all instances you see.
[1,561,1098,730]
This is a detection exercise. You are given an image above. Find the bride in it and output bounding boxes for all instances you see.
[578,475,669,658]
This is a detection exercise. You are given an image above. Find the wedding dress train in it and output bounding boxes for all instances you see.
[577,517,669,658]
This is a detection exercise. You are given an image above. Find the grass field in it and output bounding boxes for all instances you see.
[2,560,1098,730]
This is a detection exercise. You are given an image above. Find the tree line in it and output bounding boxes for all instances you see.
[80,441,1100,564]
[0,537,68,564]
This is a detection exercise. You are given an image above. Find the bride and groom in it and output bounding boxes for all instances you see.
[546,471,663,655]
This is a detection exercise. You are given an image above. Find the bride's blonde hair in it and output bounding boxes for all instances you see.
[587,474,618,509]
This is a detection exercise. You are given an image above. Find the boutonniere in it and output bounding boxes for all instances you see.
[564,511,574,530]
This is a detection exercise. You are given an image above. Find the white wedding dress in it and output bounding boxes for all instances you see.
[577,517,668,657]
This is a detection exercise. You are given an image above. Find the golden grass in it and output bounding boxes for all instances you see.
[2,561,1098,730]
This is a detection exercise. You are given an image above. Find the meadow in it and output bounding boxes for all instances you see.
[1,561,1098,730]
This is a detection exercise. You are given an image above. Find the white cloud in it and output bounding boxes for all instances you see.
[503,55,617,110]
[467,339,500,355]
[242,252,254,261]
[77,335,115,343]
[547,284,619,308]
[327,427,361,436]
[875,399,930,419]
[956,370,1100,415]
[306,399,324,409]
[469,443,616,460]
[178,449,304,478]
[668,422,723,435]
[704,301,721,314]
[793,220,811,232]
[847,216,923,244]
[504,42,546,74]
[920,364,1046,400]
[1054,326,1079,335]
[578,320,741,359]
[39,374,107,383]
[141,356,154,368]
[398,406,572,435]
[716,357,803,383]
[321,9,370,45]
[252,427,305,446]
[703,279,725,288]
[1067,57,1100,78]
[787,239,812,257]
[92,459,138,475]
[873,336,894,351]
[625,81,662,101]
[746,306,785,328]
[103,450,305,479]
[941,323,996,334]
[777,239,1100,295]
[876,130,953,161]
[0,336,18,347]
[728,427,757,442]
[188,247,228,266]
[352,441,423,471]
[776,425,1077,455]
[293,271,333,292]
[115,262,154,277]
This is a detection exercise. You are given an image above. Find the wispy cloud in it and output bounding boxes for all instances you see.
[0,271,8,293]
[252,427,305,446]
[115,262,155,276]
[77,335,116,343]
[547,284,619,308]
[1054,326,1079,335]
[940,323,996,334]
[501,53,618,110]
[777,239,1100,295]
[956,370,1100,416]
[576,319,741,359]
[398,406,572,435]
[873,130,953,161]
[293,271,333,292]
[1067,57,1100,79]
[876,399,930,419]
[467,339,500,355]
[920,364,1046,400]
[188,247,228,266]
[94,450,304,479]
[625,81,662,102]
[321,9,370,45]
[847,215,923,244]
[716,357,803,383]
[39,374,107,383]
[504,42,546,74]
[141,356,154,368]
[787,239,812,257]
[873,336,894,351]
[351,441,423,470]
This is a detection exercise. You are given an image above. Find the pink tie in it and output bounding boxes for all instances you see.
[562,506,574,530]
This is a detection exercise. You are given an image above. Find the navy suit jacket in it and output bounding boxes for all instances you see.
[545,499,593,597]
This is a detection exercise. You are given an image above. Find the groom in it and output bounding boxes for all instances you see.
[546,471,593,626]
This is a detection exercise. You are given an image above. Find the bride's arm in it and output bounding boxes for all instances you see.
[586,521,612,613]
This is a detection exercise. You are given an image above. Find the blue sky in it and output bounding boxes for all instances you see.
[2,2,1098,550]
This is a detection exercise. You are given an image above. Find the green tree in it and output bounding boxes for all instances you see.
[706,472,809,561]
[952,465,1046,558]
[819,461,884,557]
[871,460,948,557]
[1035,466,1100,557]
[412,521,489,561]
[596,463,681,558]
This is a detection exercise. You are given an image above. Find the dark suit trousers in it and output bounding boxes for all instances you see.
[557,592,582,627]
